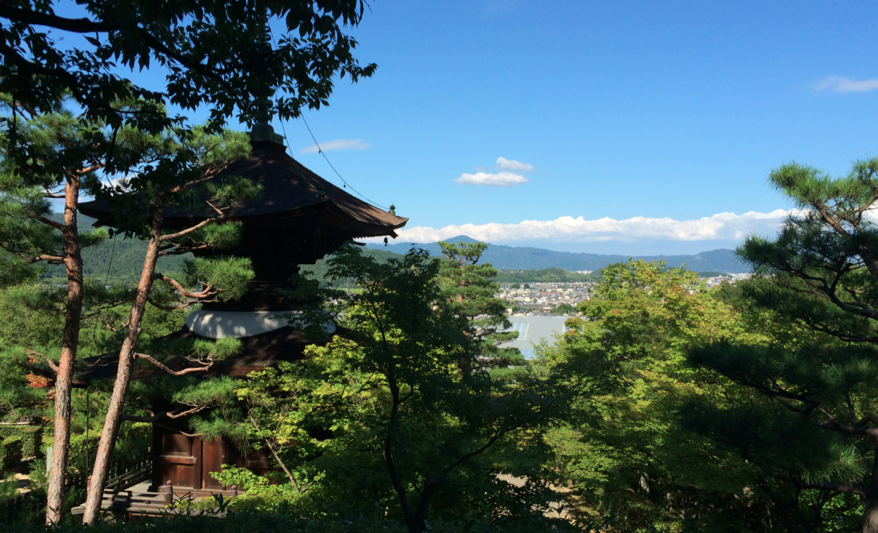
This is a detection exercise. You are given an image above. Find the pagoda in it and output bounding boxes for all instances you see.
[77,122,407,496]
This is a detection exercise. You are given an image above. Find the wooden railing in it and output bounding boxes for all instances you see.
[104,451,153,494]
[82,448,154,497]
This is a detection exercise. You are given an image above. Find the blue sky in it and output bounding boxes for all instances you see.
[64,1,878,254]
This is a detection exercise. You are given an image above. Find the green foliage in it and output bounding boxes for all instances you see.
[0,0,378,522]
[92,126,253,237]
[0,426,42,459]
[181,256,254,302]
[0,252,41,288]
[0,436,23,472]
[44,225,192,283]
[0,277,191,367]
[0,343,50,422]
[679,396,864,486]
[232,245,569,533]
[174,377,249,444]
[2,0,377,135]
[683,158,878,529]
[171,222,242,254]
[437,241,522,366]
[67,432,99,478]
[0,284,67,350]
[299,248,406,287]
[209,466,301,512]
[0,107,97,251]
[537,259,777,530]
[204,176,263,209]
[551,303,575,316]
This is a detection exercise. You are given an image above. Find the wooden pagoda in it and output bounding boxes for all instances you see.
[77,123,407,497]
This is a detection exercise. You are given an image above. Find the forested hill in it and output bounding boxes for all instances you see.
[42,215,399,282]
[43,214,190,281]
[367,235,748,273]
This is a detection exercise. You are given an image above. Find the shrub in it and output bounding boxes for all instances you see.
[0,436,23,472]
[0,426,43,459]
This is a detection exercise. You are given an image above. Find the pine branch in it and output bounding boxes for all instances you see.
[134,352,214,376]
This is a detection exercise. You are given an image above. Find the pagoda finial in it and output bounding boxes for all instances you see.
[249,98,285,145]
[249,10,285,146]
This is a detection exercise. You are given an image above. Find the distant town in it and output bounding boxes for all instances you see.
[497,272,752,316]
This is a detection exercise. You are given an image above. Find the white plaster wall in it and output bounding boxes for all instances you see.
[184,310,335,339]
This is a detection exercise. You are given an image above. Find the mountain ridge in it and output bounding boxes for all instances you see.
[367,235,747,273]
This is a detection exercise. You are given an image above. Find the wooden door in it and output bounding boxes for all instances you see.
[200,437,225,490]
[155,431,197,488]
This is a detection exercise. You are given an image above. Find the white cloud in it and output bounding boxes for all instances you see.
[496,157,534,171]
[454,172,529,187]
[299,139,371,154]
[372,209,806,244]
[814,76,878,93]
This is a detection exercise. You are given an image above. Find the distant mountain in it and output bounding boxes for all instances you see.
[37,216,746,282]
[368,236,748,273]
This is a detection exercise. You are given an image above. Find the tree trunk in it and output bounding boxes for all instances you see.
[81,210,163,525]
[863,443,878,533]
[863,497,878,533]
[45,177,83,525]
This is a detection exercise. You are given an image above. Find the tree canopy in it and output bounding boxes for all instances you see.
[688,158,878,532]
[0,0,376,131]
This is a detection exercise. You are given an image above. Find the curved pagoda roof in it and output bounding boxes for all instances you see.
[80,139,407,239]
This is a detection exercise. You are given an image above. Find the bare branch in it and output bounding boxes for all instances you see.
[158,217,218,243]
[24,348,59,374]
[154,423,202,437]
[146,297,189,312]
[158,244,209,256]
[248,415,303,494]
[816,417,878,438]
[205,200,224,217]
[74,163,105,177]
[35,215,65,231]
[153,273,218,300]
[122,405,207,423]
[134,352,214,376]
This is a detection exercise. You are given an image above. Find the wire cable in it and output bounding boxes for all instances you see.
[299,115,388,210]
[266,19,389,211]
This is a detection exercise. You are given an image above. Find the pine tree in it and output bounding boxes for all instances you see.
[0,99,112,523]
[437,241,522,367]
[689,158,878,532]
[80,125,258,523]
